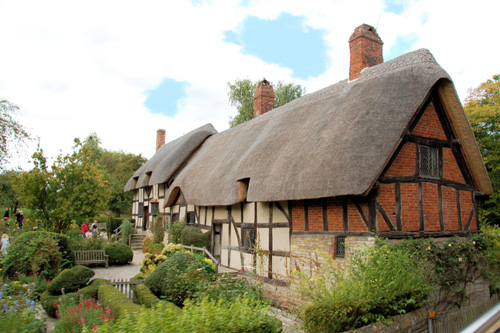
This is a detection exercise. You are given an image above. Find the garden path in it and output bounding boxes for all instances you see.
[92,249,145,280]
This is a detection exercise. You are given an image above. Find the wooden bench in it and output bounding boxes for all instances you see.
[74,250,109,268]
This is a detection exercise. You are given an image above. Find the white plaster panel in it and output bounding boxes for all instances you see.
[241,252,253,272]
[232,204,242,223]
[272,255,290,279]
[256,255,269,277]
[273,202,289,223]
[243,202,255,222]
[187,204,195,212]
[256,202,269,224]
[213,207,226,220]
[221,224,229,245]
[221,248,229,266]
[231,224,240,247]
[230,251,241,270]
[273,228,290,252]
[256,228,269,251]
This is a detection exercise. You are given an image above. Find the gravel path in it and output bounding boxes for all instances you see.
[92,249,145,280]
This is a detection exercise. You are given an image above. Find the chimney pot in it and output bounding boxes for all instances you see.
[253,79,275,118]
[349,24,383,81]
[156,129,166,152]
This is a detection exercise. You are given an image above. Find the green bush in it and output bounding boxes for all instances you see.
[2,231,73,279]
[481,225,500,294]
[295,243,432,332]
[107,218,124,236]
[180,226,211,248]
[98,284,142,319]
[95,296,281,332]
[47,265,95,295]
[168,219,186,244]
[104,242,133,265]
[41,290,78,318]
[144,252,216,307]
[120,220,134,245]
[151,215,165,244]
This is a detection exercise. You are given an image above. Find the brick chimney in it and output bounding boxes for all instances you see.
[253,79,275,118]
[349,24,383,81]
[156,129,165,152]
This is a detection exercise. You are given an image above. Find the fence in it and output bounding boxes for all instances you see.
[105,279,143,300]
[432,295,499,332]
[181,244,220,273]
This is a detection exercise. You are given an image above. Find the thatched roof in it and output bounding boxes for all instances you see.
[123,124,217,191]
[126,49,493,206]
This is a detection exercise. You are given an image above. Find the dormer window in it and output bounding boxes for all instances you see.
[418,145,439,178]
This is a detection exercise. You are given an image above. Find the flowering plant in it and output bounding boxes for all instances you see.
[54,297,114,333]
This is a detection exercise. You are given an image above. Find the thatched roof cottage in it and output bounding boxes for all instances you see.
[125,24,492,284]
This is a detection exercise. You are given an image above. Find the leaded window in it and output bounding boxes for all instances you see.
[418,145,439,178]
[336,236,346,257]
[243,228,255,251]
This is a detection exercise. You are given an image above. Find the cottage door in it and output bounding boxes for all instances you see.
[143,207,149,230]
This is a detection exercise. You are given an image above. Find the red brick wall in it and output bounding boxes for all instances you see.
[422,183,440,231]
[443,147,466,184]
[327,197,343,231]
[348,199,368,231]
[412,102,447,140]
[442,186,459,230]
[460,191,476,230]
[292,200,305,231]
[401,183,419,231]
[377,183,396,232]
[386,143,416,176]
[308,199,323,231]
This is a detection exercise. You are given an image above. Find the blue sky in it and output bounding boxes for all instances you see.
[2,0,499,167]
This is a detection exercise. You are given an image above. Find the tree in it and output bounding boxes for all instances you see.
[0,99,30,169]
[14,136,112,232]
[228,79,305,127]
[0,170,21,214]
[464,74,500,225]
[99,150,146,217]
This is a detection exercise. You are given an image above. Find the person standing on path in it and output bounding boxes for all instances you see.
[91,220,98,237]
[15,210,24,230]
[82,222,88,239]
[1,233,10,254]
[3,208,9,221]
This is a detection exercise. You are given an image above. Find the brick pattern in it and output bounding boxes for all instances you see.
[326,197,343,231]
[292,200,305,231]
[385,142,416,176]
[377,183,396,232]
[422,182,440,231]
[253,80,275,118]
[291,198,369,233]
[348,24,383,81]
[442,186,459,230]
[156,129,165,152]
[412,102,447,140]
[443,147,466,184]
[307,199,323,231]
[401,183,420,231]
[460,190,476,230]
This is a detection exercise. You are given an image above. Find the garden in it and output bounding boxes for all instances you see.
[0,215,283,332]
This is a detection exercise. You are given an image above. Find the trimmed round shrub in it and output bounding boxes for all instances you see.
[144,252,216,307]
[98,284,142,319]
[47,265,95,295]
[2,231,73,279]
[180,226,211,248]
[104,242,133,265]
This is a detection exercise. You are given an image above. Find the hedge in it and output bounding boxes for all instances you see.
[46,265,95,295]
[104,243,133,265]
[98,284,142,319]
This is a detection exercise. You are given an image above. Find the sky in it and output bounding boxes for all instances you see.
[1,0,499,169]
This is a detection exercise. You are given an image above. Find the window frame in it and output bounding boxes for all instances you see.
[335,236,346,258]
[243,227,255,251]
[418,145,440,179]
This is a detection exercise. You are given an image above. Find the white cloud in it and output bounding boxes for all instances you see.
[1,0,499,170]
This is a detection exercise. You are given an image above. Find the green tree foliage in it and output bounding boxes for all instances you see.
[98,150,146,217]
[228,78,305,127]
[0,99,30,169]
[14,135,111,232]
[464,74,500,225]
[0,170,20,214]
